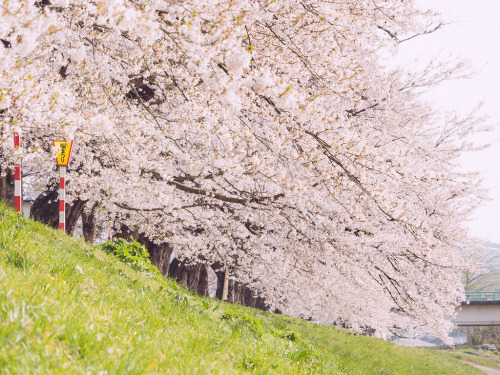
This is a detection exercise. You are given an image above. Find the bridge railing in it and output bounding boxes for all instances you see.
[465,291,500,301]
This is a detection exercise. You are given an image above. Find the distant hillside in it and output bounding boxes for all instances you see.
[485,242,500,269]
[465,243,500,291]
[0,204,487,374]
[485,242,500,249]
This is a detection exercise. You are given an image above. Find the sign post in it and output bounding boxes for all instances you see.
[53,140,74,231]
[14,132,22,213]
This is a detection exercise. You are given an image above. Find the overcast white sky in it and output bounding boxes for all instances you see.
[391,0,500,243]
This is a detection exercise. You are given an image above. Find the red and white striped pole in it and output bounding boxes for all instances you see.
[59,166,66,231]
[53,139,74,232]
[13,132,22,213]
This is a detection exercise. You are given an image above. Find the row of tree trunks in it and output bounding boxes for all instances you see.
[209,262,269,310]
[114,225,211,298]
[227,279,270,311]
[112,231,269,310]
[28,188,269,310]
[116,223,208,296]
[169,259,269,311]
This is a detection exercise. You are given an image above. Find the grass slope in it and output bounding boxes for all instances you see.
[448,349,500,371]
[0,204,486,374]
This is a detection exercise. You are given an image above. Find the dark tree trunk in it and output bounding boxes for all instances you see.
[198,264,210,296]
[149,242,174,276]
[226,278,270,311]
[30,179,86,235]
[30,180,59,228]
[114,224,173,276]
[66,199,86,235]
[81,202,98,243]
[254,295,269,311]
[210,262,226,300]
[227,279,245,304]
[169,259,209,296]
[0,168,15,208]
[0,139,16,209]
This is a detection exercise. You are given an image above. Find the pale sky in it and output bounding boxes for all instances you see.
[391,0,500,243]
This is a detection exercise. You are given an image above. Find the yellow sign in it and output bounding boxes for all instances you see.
[53,140,75,166]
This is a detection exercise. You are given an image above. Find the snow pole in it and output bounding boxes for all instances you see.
[59,166,66,231]
[53,140,75,232]
[14,132,22,213]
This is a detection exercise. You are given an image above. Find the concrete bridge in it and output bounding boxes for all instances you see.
[455,291,500,326]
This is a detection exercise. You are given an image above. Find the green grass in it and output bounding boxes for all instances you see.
[447,349,500,370]
[0,204,488,374]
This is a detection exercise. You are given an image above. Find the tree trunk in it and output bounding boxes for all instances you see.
[211,262,226,300]
[31,180,59,228]
[0,168,15,208]
[65,199,86,235]
[226,278,270,311]
[168,259,209,296]
[149,242,174,276]
[0,139,16,209]
[227,279,241,304]
[81,202,98,243]
[30,179,86,235]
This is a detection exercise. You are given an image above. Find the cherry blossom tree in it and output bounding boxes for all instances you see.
[0,0,488,340]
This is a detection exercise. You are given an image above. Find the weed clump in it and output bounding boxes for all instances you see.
[221,310,265,337]
[100,238,157,275]
[99,238,169,289]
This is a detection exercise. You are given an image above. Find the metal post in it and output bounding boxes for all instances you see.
[222,268,229,301]
[14,132,22,213]
[59,166,66,231]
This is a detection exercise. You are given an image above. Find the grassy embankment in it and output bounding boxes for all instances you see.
[447,349,500,371]
[0,203,493,374]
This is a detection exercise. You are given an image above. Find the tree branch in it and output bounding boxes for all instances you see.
[140,169,249,205]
